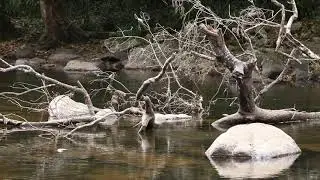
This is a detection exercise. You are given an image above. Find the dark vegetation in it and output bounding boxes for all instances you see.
[1,0,320,42]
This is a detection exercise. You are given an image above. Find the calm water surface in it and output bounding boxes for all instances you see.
[0,70,320,179]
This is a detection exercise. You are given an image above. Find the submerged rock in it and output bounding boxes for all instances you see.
[48,95,118,125]
[154,113,192,125]
[206,123,301,159]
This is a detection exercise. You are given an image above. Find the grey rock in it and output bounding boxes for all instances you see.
[258,48,285,79]
[125,42,176,70]
[14,44,35,59]
[63,60,103,72]
[154,113,192,125]
[125,47,153,70]
[48,49,81,65]
[15,57,46,70]
[104,37,144,53]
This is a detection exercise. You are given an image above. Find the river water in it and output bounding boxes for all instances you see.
[0,70,320,179]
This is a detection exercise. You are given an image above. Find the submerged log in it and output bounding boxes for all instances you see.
[154,113,192,125]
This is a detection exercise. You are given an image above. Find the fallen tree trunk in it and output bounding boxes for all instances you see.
[200,24,320,130]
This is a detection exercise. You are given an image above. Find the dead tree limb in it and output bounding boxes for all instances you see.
[200,24,320,130]
[135,53,176,100]
[138,96,155,133]
[254,49,297,102]
[0,115,95,128]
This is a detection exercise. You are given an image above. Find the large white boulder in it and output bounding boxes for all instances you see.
[48,95,117,125]
[48,95,90,120]
[206,123,301,159]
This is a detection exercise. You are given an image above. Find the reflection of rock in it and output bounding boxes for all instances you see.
[208,154,299,179]
[206,123,301,159]
[48,95,118,125]
[15,57,46,70]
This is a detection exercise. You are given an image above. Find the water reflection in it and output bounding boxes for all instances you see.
[207,154,300,179]
[2,71,320,179]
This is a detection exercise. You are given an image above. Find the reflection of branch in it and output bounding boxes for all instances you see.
[136,53,176,100]
[65,107,142,137]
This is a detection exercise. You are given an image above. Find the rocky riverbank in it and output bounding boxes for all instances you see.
[1,21,320,85]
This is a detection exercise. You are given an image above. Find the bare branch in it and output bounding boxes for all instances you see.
[0,62,95,118]
[136,53,176,100]
[255,49,297,102]
[65,107,141,137]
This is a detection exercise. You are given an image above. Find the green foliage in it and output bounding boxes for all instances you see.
[3,0,39,17]
[295,0,320,19]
